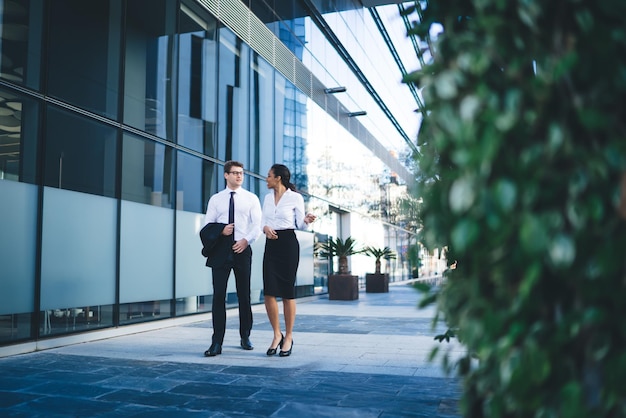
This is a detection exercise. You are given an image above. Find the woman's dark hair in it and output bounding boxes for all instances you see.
[271,164,296,191]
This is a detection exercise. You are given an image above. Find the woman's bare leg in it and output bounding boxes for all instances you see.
[282,298,296,350]
[264,295,283,348]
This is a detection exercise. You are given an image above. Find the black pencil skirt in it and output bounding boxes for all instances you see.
[263,229,300,299]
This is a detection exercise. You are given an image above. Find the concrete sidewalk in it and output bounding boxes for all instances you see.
[0,282,464,417]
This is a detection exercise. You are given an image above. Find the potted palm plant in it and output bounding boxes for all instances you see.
[364,246,396,293]
[318,236,362,300]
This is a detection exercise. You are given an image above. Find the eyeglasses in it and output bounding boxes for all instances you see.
[229,171,244,176]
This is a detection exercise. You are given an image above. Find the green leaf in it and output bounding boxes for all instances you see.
[449,175,476,213]
[493,179,517,212]
[451,219,479,252]
[548,234,576,268]
[560,382,585,418]
[519,214,549,254]
[413,281,431,293]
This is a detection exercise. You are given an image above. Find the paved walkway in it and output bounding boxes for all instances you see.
[0,282,464,417]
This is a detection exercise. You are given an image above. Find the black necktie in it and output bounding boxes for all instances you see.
[228,191,235,225]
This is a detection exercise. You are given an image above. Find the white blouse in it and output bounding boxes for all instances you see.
[262,189,308,231]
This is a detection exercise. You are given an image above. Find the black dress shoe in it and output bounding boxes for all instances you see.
[279,340,293,357]
[240,338,254,350]
[204,342,222,357]
[266,334,284,356]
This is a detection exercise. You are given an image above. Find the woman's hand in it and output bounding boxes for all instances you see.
[304,213,317,224]
[264,225,278,240]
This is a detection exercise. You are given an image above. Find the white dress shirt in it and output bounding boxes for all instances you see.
[204,187,262,245]
[262,189,308,230]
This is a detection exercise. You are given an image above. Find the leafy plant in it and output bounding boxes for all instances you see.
[403,1,626,417]
[364,246,396,274]
[317,236,362,274]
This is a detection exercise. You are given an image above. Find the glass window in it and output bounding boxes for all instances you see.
[248,52,274,194]
[177,1,218,154]
[0,180,37,343]
[290,89,310,191]
[176,150,218,214]
[0,312,32,342]
[40,187,117,334]
[123,0,177,140]
[175,209,211,310]
[46,0,122,119]
[0,0,43,89]
[43,105,118,198]
[277,17,306,60]
[217,29,250,162]
[121,133,174,208]
[119,200,173,323]
[273,71,286,161]
[279,78,305,184]
[119,299,172,325]
[0,87,39,184]
[249,238,265,303]
[42,304,113,336]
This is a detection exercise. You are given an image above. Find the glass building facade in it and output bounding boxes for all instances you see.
[0,0,421,350]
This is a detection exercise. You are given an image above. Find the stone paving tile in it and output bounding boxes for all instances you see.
[98,388,199,409]
[9,395,123,417]
[0,353,460,417]
[103,405,210,418]
[193,315,443,336]
[273,402,381,418]
[0,284,463,417]
[184,396,282,416]
[0,390,41,409]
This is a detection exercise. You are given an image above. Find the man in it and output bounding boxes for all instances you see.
[202,160,262,356]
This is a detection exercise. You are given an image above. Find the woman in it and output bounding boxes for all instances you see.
[261,164,316,357]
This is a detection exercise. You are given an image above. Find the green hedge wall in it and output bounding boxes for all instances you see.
[405,1,626,416]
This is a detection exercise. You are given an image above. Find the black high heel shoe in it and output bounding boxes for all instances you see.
[279,340,293,357]
[266,333,284,356]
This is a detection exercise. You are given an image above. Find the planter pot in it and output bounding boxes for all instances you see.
[328,274,359,300]
[366,273,389,293]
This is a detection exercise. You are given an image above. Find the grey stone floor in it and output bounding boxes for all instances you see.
[0,283,464,417]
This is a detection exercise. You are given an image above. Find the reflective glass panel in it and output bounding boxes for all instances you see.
[217,29,250,162]
[249,237,264,303]
[121,133,174,208]
[0,0,43,89]
[0,180,37,315]
[0,180,37,342]
[43,105,117,198]
[177,1,218,154]
[175,209,211,299]
[42,304,113,336]
[0,87,39,184]
[123,0,177,140]
[279,77,308,187]
[0,313,31,342]
[175,295,210,316]
[119,200,173,305]
[40,187,117,310]
[119,299,171,325]
[176,151,218,214]
[46,0,121,119]
[248,52,274,194]
[295,230,315,287]
[273,72,286,160]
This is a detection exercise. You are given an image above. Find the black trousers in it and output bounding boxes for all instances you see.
[210,246,253,344]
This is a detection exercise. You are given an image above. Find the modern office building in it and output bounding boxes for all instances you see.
[0,0,424,351]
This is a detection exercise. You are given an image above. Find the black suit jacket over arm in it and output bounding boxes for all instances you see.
[199,223,231,268]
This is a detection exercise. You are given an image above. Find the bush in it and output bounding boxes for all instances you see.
[404,1,626,417]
